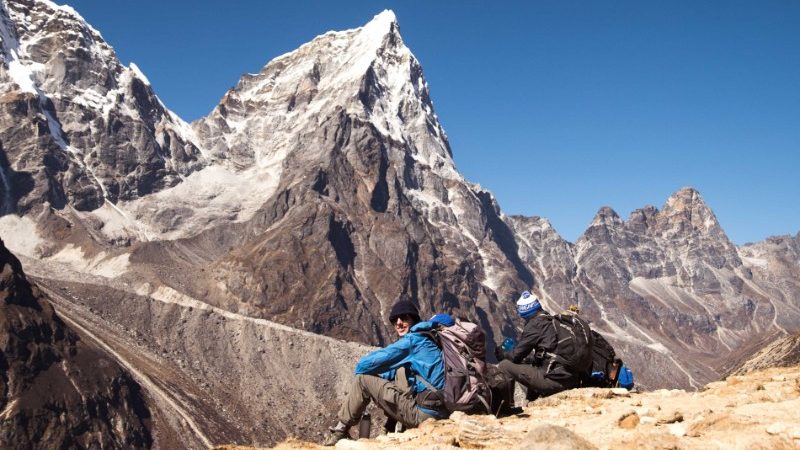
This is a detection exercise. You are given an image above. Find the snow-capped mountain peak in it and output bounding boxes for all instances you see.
[193,9,447,167]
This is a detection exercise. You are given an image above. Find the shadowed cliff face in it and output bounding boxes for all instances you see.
[0,239,152,449]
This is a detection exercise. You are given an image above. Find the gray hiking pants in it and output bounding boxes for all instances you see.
[337,374,435,428]
[497,359,579,401]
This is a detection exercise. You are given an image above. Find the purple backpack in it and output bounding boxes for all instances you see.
[418,320,492,414]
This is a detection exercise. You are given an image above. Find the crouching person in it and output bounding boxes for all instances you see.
[495,291,582,404]
[322,300,448,446]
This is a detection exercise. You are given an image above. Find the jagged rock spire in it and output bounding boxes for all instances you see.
[658,186,722,238]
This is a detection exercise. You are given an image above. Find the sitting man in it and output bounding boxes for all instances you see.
[322,300,447,446]
[495,291,582,404]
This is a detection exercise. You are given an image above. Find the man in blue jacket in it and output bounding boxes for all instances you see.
[322,301,447,446]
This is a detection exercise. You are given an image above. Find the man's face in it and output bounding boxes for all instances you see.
[393,314,415,336]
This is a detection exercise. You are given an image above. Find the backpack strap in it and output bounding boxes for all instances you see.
[414,374,446,408]
[415,375,441,396]
[417,374,491,414]
[413,330,445,406]
[416,330,441,348]
[542,313,574,373]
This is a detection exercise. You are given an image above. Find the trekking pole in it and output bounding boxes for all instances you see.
[495,400,505,417]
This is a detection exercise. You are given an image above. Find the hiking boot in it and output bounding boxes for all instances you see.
[322,422,350,446]
[322,430,348,446]
[506,406,524,415]
[496,405,524,417]
[382,417,397,434]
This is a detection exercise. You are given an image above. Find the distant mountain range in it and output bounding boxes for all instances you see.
[1,1,798,447]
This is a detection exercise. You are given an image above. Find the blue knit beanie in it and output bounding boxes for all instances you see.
[516,291,542,319]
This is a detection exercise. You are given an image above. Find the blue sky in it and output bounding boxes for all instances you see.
[61,1,799,244]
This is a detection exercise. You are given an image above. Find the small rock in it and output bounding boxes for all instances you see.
[669,423,687,437]
[656,411,684,425]
[618,412,640,429]
[449,411,468,423]
[611,388,631,396]
[767,423,787,435]
[640,416,657,425]
[456,416,509,448]
[517,424,597,450]
[772,375,786,382]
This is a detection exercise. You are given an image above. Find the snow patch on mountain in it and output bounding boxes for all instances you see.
[629,276,712,315]
[129,62,150,85]
[0,214,43,255]
[118,164,281,240]
[0,7,35,92]
[740,255,768,268]
[48,244,130,278]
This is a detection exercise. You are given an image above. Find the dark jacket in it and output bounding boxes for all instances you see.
[507,310,576,381]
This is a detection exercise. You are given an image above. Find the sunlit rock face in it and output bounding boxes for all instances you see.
[188,10,531,346]
[731,332,800,375]
[0,0,204,215]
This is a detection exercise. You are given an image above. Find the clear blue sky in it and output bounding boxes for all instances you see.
[60,1,799,244]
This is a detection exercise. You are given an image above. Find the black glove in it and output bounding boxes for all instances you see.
[494,344,507,362]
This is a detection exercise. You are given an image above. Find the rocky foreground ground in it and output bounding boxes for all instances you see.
[213,365,800,449]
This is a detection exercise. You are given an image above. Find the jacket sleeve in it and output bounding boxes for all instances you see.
[510,315,549,364]
[379,368,397,381]
[354,336,413,375]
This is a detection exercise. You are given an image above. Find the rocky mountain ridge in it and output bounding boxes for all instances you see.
[0,0,204,219]
[730,332,800,375]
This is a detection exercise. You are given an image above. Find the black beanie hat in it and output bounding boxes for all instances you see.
[389,300,420,324]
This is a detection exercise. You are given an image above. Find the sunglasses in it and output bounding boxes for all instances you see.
[392,314,416,325]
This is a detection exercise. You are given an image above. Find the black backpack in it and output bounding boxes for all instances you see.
[543,313,594,376]
[583,330,623,388]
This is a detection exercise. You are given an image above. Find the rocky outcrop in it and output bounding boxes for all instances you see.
[0,238,151,449]
[215,364,800,449]
[731,333,800,375]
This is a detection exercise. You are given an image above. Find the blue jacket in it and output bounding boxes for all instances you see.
[354,321,446,417]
